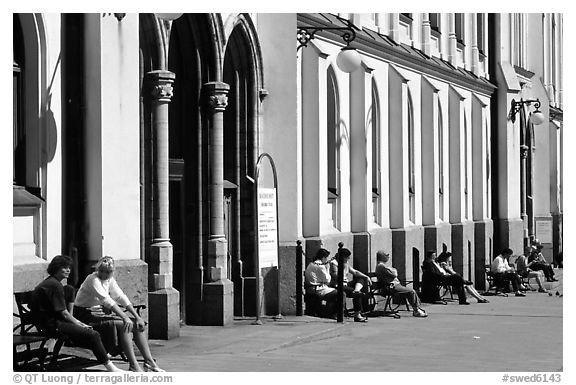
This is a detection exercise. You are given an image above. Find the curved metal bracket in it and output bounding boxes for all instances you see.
[509,98,541,123]
[297,22,357,51]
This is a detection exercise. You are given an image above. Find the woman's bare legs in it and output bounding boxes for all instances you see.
[464,285,487,302]
[132,328,159,368]
[530,271,548,292]
[113,321,143,371]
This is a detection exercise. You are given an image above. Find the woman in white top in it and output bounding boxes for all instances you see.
[74,256,164,372]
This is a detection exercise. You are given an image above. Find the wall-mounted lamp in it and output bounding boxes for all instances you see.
[509,98,545,125]
[297,21,361,73]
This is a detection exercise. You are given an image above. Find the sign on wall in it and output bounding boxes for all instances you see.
[257,187,278,267]
[535,220,553,244]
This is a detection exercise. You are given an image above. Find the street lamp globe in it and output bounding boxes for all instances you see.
[529,110,545,125]
[155,13,183,21]
[336,47,361,73]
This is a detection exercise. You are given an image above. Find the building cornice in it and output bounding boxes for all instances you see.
[297,13,497,96]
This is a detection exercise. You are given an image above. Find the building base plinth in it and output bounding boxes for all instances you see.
[202,279,234,326]
[148,288,180,340]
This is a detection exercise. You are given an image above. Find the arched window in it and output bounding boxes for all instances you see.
[438,101,445,221]
[13,15,25,186]
[407,93,416,223]
[327,66,340,229]
[464,111,469,219]
[372,80,381,225]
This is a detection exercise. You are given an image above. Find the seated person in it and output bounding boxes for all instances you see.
[329,248,370,322]
[516,248,549,293]
[422,251,469,305]
[491,248,526,297]
[374,250,427,317]
[74,256,165,372]
[30,255,125,372]
[304,248,338,315]
[529,243,558,282]
[437,252,489,303]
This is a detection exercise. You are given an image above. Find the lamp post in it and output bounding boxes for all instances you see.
[509,98,545,247]
[297,19,360,323]
[297,20,361,73]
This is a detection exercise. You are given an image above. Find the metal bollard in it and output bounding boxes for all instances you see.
[296,240,303,316]
[337,242,344,323]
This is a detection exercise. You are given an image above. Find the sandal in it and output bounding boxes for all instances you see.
[353,316,368,323]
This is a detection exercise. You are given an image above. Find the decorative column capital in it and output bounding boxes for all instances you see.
[146,70,176,102]
[203,81,230,111]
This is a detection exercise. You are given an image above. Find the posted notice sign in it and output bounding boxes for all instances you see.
[257,188,278,267]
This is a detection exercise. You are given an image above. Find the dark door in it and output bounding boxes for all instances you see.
[169,160,186,323]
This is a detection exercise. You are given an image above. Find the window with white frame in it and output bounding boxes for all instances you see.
[13,15,26,187]
[455,13,465,44]
[464,110,469,220]
[407,92,416,223]
[477,13,486,55]
[438,100,445,221]
[327,66,340,229]
[371,81,381,225]
[399,13,414,45]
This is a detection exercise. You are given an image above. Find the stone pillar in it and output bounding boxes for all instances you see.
[146,70,180,339]
[203,81,234,326]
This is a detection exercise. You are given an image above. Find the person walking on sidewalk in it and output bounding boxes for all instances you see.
[491,248,526,297]
[375,250,428,317]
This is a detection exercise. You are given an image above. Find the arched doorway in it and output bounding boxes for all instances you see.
[223,22,260,316]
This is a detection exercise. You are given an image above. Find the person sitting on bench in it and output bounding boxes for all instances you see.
[437,252,489,303]
[516,248,549,293]
[422,251,470,305]
[31,255,125,372]
[529,242,558,282]
[329,248,370,323]
[304,248,338,316]
[375,250,427,317]
[491,248,526,297]
[74,256,165,372]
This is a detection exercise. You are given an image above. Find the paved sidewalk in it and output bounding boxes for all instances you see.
[65,269,564,372]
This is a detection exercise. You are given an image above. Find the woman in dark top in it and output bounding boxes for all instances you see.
[421,251,469,305]
[31,255,125,372]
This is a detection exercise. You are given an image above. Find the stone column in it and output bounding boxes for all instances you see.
[146,70,180,339]
[202,81,234,326]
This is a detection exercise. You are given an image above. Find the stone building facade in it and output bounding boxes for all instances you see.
[12,13,562,339]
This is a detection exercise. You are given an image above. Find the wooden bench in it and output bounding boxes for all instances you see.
[13,290,147,371]
[482,265,509,297]
[13,291,64,370]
